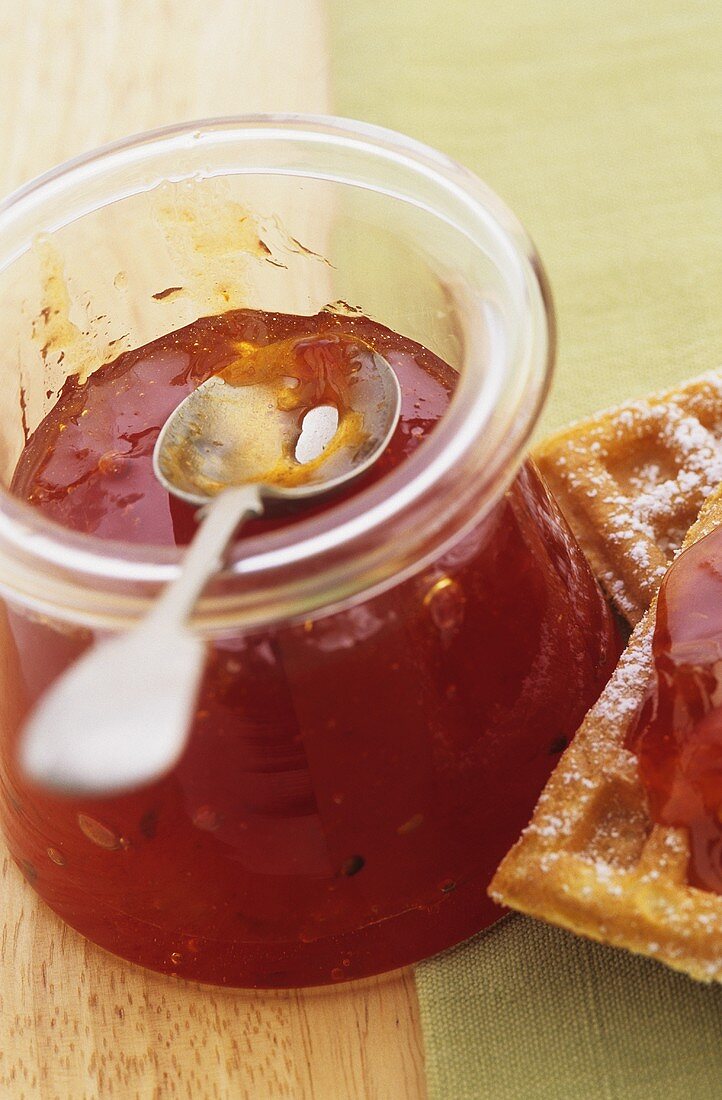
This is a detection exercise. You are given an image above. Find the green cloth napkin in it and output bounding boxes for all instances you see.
[418,917,722,1100]
[331,1,722,1095]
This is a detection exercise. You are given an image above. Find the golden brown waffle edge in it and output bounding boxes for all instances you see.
[491,370,722,983]
[534,370,722,626]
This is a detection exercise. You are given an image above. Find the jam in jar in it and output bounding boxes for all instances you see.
[630,526,722,894]
[0,306,620,987]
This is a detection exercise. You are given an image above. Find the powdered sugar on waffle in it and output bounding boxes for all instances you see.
[592,622,653,723]
[492,375,722,982]
[537,371,722,624]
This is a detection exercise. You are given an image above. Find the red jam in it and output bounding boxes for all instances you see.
[11,311,438,545]
[1,308,620,986]
[630,526,722,893]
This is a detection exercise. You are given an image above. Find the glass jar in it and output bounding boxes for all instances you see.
[0,116,618,987]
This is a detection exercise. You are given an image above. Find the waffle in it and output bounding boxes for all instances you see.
[491,370,722,983]
[534,371,722,626]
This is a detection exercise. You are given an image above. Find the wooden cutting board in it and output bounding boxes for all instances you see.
[0,3,425,1097]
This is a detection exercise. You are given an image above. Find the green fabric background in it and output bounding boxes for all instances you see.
[330,0,721,434]
[329,2,722,1096]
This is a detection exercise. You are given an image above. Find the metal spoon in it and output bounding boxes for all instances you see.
[20,341,401,795]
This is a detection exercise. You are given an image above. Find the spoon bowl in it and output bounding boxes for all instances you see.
[153,342,401,507]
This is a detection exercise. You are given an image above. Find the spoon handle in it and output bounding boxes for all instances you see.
[20,484,264,795]
[148,484,264,629]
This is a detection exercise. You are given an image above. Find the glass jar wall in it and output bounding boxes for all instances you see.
[0,118,618,986]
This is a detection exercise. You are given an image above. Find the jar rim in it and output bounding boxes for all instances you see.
[0,114,554,631]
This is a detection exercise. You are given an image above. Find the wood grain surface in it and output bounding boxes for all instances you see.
[0,3,425,1098]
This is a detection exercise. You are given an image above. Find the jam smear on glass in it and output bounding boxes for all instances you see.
[630,526,722,893]
[2,307,620,987]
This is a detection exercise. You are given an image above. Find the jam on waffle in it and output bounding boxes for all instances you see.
[492,371,722,982]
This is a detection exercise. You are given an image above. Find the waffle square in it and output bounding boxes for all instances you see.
[491,371,722,983]
[535,371,722,626]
